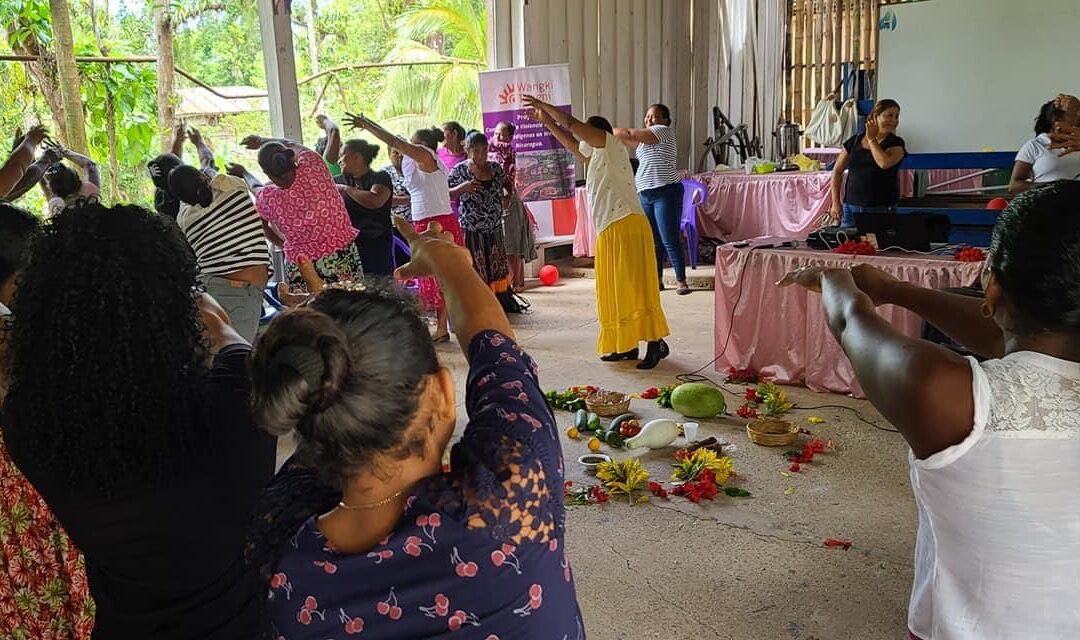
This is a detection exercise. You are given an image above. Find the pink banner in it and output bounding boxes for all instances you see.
[713,246,984,398]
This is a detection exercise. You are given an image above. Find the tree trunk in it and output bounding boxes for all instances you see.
[155,5,176,153]
[105,92,121,201]
[306,0,320,75]
[11,43,66,138]
[48,0,90,153]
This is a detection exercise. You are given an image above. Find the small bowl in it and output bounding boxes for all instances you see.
[578,453,611,475]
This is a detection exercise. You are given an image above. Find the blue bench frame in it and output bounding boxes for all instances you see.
[891,152,1016,247]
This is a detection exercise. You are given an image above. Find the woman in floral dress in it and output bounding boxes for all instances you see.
[249,218,584,639]
[448,132,512,294]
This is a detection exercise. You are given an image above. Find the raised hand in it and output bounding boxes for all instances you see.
[865,117,880,141]
[24,125,48,147]
[276,255,325,307]
[776,266,831,292]
[187,127,204,146]
[343,112,370,131]
[392,216,470,280]
[1050,124,1080,157]
[240,135,264,150]
[225,162,247,178]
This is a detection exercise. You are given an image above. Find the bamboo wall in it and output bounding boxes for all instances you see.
[784,0,879,131]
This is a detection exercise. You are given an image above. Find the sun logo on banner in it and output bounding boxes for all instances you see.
[498,84,517,106]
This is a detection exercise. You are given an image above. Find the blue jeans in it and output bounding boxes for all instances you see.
[841,203,896,228]
[639,182,686,284]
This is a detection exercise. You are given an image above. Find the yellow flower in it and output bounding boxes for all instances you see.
[671,448,735,484]
[596,459,650,503]
[807,416,826,425]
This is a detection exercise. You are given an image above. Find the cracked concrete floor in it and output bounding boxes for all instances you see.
[277,274,917,640]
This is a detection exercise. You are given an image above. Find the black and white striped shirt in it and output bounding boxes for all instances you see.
[635,125,680,192]
[177,175,271,277]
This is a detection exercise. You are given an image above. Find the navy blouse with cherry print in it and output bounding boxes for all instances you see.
[268,330,585,640]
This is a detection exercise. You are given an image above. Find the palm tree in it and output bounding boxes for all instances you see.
[375,0,486,134]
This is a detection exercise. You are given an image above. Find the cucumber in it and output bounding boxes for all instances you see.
[609,413,636,433]
[606,432,625,448]
[574,409,589,430]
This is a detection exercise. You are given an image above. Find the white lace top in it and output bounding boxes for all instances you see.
[908,351,1080,639]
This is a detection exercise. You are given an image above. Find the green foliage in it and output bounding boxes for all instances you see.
[0,0,53,50]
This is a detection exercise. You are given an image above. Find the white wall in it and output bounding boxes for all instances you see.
[878,0,1080,153]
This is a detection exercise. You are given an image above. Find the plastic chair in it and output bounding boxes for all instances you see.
[259,285,285,326]
[392,234,411,270]
[680,178,707,269]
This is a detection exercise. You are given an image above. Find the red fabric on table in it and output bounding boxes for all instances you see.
[712,246,984,398]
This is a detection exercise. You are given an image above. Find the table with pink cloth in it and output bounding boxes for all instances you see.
[713,246,984,398]
[693,171,832,242]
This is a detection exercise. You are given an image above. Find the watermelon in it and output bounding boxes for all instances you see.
[670,383,726,418]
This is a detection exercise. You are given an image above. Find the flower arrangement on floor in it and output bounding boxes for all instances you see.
[737,381,794,419]
[595,459,650,504]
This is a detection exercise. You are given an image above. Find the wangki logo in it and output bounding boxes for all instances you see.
[498,84,516,106]
[496,80,555,106]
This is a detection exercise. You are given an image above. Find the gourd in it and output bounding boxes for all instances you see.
[624,419,679,450]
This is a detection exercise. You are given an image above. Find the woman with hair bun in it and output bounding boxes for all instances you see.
[829,98,907,227]
[335,139,394,276]
[240,134,362,289]
[1009,95,1080,194]
[781,181,1080,638]
[251,217,583,639]
[346,114,461,343]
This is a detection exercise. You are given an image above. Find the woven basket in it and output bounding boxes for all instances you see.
[746,418,799,447]
[585,390,631,417]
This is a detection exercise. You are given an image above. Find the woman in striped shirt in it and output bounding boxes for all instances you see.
[614,104,689,295]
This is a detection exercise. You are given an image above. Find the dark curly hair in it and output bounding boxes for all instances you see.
[250,283,439,491]
[6,201,211,497]
[1034,100,1065,135]
[342,139,380,165]
[413,127,445,151]
[988,181,1080,335]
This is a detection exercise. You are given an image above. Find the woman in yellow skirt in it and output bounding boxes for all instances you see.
[525,96,671,369]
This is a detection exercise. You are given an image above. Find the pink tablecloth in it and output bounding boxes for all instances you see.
[713,246,984,398]
[573,186,597,258]
[693,171,832,242]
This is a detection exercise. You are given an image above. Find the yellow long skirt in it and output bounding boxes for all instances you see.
[595,214,671,354]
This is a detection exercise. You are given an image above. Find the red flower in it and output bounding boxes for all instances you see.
[589,486,610,504]
[648,481,669,498]
[698,469,717,485]
[744,388,759,401]
[789,462,801,472]
[823,538,852,550]
[737,405,759,419]
[954,247,986,262]
[673,448,691,461]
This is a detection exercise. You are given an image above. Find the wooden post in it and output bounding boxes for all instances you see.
[256,0,303,142]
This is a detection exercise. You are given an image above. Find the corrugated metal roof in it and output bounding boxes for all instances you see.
[176,86,268,118]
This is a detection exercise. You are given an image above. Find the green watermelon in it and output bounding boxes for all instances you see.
[670,383,726,418]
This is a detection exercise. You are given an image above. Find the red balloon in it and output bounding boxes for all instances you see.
[986,197,1010,210]
[539,265,560,286]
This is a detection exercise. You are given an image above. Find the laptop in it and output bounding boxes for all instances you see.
[854,212,949,252]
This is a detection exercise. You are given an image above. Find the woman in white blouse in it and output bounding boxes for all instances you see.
[780,181,1080,639]
[1009,94,1080,194]
[524,95,671,369]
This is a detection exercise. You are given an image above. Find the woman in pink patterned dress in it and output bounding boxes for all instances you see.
[249,218,583,639]
[240,134,362,290]
[345,114,463,343]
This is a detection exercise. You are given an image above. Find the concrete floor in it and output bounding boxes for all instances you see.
[278,272,918,640]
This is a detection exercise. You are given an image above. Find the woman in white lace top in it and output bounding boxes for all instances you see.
[780,180,1080,639]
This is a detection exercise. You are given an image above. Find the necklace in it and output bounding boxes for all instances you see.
[337,490,405,511]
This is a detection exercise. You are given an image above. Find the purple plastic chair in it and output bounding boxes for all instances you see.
[680,178,707,269]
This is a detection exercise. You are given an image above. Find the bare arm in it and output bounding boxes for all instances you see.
[392,193,411,207]
[613,127,659,146]
[62,149,100,187]
[338,183,391,209]
[527,107,587,162]
[187,128,216,174]
[343,114,438,172]
[829,148,849,222]
[4,157,48,201]
[866,137,905,170]
[523,95,608,150]
[1008,161,1034,195]
[0,127,45,198]
[850,264,1004,359]
[322,118,342,165]
[782,267,976,459]
[170,122,185,158]
[226,162,264,193]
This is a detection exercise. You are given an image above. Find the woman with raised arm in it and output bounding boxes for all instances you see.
[240,134,362,289]
[250,217,584,639]
[523,95,671,369]
[346,113,461,343]
[614,103,689,294]
[779,181,1080,639]
[828,99,907,227]
[1009,95,1080,194]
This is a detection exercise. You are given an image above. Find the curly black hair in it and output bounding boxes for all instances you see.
[7,200,212,497]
